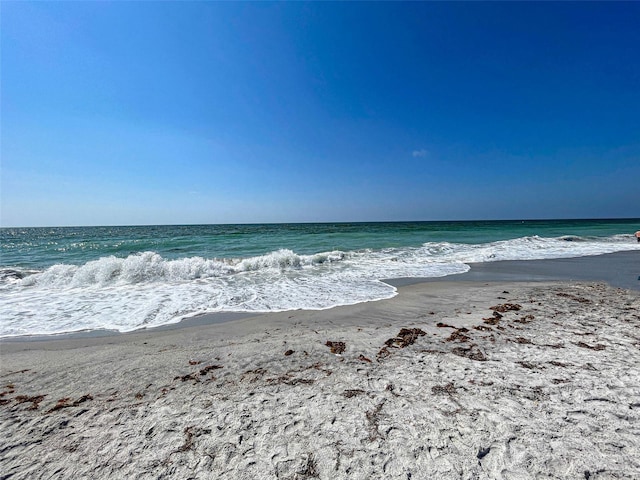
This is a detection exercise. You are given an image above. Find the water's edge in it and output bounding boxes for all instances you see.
[3,250,637,343]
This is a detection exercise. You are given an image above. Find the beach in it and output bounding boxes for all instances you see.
[1,253,639,479]
[4,0,639,476]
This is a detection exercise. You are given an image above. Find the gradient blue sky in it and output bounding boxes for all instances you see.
[2,1,639,227]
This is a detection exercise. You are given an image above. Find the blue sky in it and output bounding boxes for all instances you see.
[2,1,639,226]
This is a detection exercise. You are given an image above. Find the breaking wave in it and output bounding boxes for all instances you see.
[1,234,638,337]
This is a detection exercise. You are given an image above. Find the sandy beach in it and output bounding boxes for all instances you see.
[4,0,639,476]
[1,254,639,479]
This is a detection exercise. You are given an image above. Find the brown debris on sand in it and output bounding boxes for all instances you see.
[46,394,93,414]
[199,365,223,376]
[473,325,493,332]
[266,375,315,386]
[389,328,427,348]
[483,311,503,325]
[436,322,455,328]
[325,341,346,354]
[451,344,487,362]
[14,394,46,410]
[174,373,200,383]
[514,314,535,324]
[490,303,522,313]
[557,292,591,304]
[378,328,427,358]
[0,384,16,405]
[446,328,470,343]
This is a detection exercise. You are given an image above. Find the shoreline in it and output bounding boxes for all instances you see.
[2,250,638,343]
[387,250,640,290]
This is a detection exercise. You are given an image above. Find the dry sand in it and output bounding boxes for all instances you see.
[1,279,640,479]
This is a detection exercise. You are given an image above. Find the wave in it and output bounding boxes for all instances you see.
[3,234,639,290]
[5,249,351,289]
[420,234,639,264]
[1,234,638,337]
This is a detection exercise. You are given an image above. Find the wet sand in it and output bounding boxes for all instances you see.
[1,253,639,479]
[387,250,640,291]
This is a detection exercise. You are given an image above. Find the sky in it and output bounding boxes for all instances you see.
[1,1,639,227]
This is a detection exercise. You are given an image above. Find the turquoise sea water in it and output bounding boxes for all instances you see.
[1,219,639,337]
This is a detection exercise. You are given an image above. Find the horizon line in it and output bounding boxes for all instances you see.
[1,216,639,229]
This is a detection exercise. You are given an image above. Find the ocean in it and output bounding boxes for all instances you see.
[1,219,639,337]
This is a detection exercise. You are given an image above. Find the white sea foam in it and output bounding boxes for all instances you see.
[421,234,639,264]
[1,235,638,337]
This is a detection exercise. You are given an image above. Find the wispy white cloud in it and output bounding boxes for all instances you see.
[412,149,428,158]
